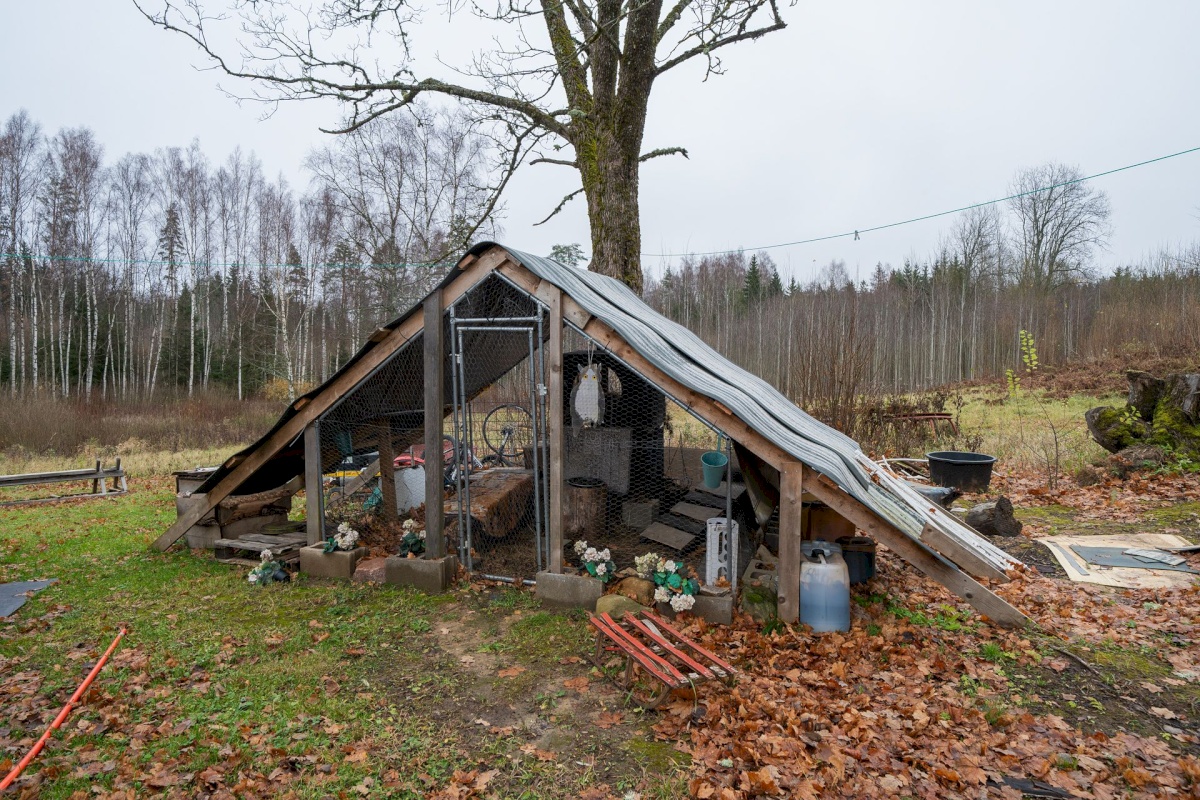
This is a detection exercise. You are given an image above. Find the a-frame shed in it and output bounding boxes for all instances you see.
[159,243,1028,628]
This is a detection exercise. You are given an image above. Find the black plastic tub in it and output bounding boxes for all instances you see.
[926,451,997,492]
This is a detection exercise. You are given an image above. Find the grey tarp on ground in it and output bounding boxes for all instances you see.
[0,579,57,617]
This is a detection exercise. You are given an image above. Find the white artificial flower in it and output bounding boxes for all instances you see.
[670,593,695,612]
[261,549,274,563]
[417,529,427,540]
[584,547,598,562]
[248,572,259,584]
[403,518,418,531]
[654,586,671,603]
[664,560,677,574]
[596,562,607,576]
[598,548,611,562]
[574,540,588,556]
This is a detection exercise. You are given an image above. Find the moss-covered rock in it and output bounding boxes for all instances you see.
[1085,406,1149,453]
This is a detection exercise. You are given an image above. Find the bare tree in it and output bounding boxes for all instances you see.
[133,0,789,292]
[1008,163,1111,291]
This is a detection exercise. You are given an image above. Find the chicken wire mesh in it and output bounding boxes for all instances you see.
[307,269,747,590]
[558,325,744,592]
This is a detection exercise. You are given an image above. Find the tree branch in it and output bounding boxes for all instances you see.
[532,187,585,225]
[639,146,688,162]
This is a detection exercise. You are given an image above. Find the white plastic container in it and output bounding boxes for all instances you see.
[705,517,739,586]
[394,465,426,512]
[799,543,851,632]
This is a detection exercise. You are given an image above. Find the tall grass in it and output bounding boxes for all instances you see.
[0,391,281,468]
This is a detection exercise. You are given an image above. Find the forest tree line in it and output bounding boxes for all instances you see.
[2,108,1198,412]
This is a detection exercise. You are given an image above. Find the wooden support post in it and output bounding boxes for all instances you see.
[304,422,324,546]
[93,459,102,494]
[547,288,565,573]
[378,421,397,520]
[424,289,446,558]
[777,462,805,623]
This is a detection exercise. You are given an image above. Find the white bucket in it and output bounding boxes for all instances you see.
[394,466,426,512]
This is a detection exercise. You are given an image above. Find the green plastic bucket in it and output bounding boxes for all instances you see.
[700,450,729,489]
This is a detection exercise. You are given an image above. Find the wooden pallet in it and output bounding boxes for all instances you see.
[588,611,737,709]
[214,532,307,564]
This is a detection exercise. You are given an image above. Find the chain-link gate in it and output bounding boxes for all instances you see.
[448,280,550,583]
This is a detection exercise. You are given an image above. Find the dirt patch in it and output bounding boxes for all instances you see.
[364,586,682,794]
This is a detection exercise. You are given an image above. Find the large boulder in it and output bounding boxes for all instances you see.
[596,594,648,618]
[610,576,655,607]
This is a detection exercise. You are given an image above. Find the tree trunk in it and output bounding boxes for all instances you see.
[579,124,645,294]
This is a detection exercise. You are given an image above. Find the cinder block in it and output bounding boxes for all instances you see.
[535,571,603,611]
[300,545,368,580]
[689,594,733,625]
[385,555,458,593]
[185,524,221,549]
[621,499,659,529]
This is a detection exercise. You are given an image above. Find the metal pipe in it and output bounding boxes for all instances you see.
[456,324,474,572]
[448,306,468,566]
[725,434,736,594]
[526,327,543,572]
[536,310,550,572]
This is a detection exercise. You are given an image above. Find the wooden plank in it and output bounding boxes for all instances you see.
[777,462,804,623]
[326,459,379,508]
[377,420,397,520]
[0,490,128,508]
[670,501,721,523]
[424,289,446,558]
[806,473,1028,628]
[641,522,695,551]
[623,613,715,679]
[919,523,1009,582]
[0,467,126,489]
[682,491,729,509]
[589,615,681,688]
[153,248,508,551]
[642,612,738,675]
[547,287,565,573]
[217,477,302,510]
[597,613,686,684]
[304,423,324,546]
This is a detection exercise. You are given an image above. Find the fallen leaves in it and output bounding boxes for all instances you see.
[563,676,590,693]
[594,711,624,729]
[497,665,526,678]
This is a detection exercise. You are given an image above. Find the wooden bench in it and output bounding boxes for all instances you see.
[587,611,737,709]
[0,459,128,506]
[883,412,958,436]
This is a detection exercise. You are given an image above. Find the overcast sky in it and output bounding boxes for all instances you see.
[2,1,1198,284]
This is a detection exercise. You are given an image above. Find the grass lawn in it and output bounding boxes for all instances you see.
[0,478,686,798]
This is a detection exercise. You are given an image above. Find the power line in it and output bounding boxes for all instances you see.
[643,144,1200,258]
[0,252,453,270]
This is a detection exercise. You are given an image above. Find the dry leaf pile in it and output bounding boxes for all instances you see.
[654,553,1200,800]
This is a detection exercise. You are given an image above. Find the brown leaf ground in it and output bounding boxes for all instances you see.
[2,469,1200,798]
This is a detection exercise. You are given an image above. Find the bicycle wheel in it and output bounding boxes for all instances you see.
[481,404,534,466]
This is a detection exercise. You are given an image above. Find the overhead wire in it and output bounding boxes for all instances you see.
[641,144,1200,258]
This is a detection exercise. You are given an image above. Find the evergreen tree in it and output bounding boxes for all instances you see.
[548,243,586,267]
[157,203,185,293]
[743,255,763,304]
[767,267,784,298]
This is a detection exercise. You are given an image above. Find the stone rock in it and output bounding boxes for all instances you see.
[1127,370,1166,420]
[596,594,648,618]
[1085,406,1148,453]
[964,496,1022,538]
[352,556,389,583]
[611,576,655,606]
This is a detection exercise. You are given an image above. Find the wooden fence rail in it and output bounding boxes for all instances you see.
[0,459,128,506]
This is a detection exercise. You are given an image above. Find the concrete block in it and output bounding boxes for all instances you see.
[300,545,368,580]
[185,524,221,549]
[535,571,603,611]
[621,499,659,529]
[385,555,458,593]
[689,593,733,625]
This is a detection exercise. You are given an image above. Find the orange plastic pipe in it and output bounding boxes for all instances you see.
[0,627,127,792]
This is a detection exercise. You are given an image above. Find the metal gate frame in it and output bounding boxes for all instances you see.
[448,305,550,583]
